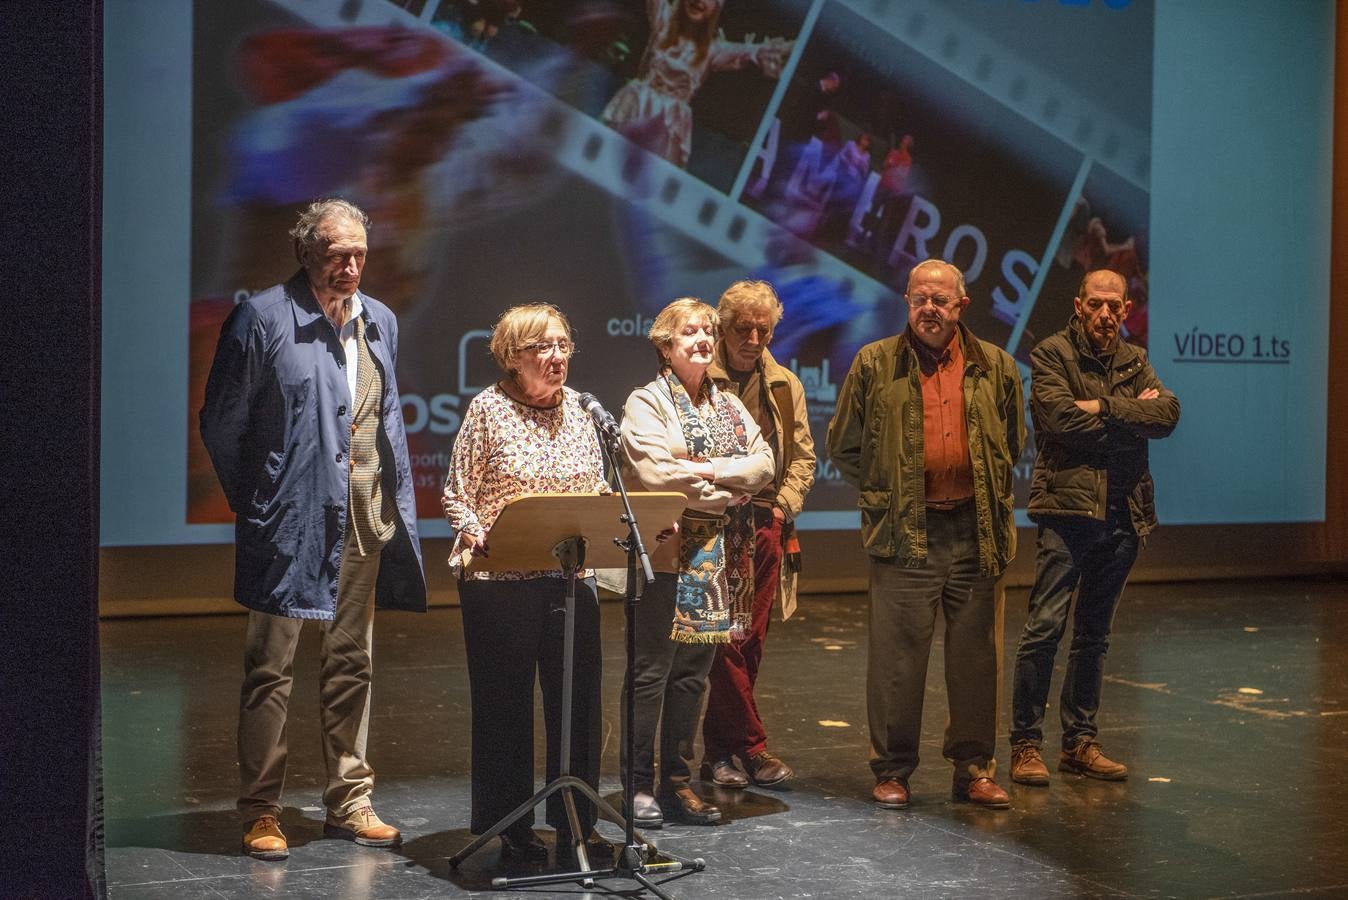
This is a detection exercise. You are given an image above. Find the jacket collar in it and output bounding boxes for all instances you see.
[897,321,990,374]
[287,269,373,332]
[710,343,789,385]
[1068,314,1139,370]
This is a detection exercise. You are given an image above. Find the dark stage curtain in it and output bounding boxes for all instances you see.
[0,2,106,898]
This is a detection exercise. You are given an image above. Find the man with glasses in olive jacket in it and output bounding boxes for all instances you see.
[1009,269,1180,786]
[828,258,1025,811]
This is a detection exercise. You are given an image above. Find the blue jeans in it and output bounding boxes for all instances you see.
[1010,511,1139,750]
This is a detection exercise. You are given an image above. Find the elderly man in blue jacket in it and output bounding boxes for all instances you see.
[201,198,427,861]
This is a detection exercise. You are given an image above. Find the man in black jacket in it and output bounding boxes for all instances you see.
[1009,269,1180,786]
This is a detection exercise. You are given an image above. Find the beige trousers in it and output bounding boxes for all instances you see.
[237,533,381,822]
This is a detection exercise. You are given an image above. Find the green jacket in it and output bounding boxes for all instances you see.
[1028,317,1180,536]
[827,323,1026,576]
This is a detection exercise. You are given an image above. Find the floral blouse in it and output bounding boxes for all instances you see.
[442,384,608,580]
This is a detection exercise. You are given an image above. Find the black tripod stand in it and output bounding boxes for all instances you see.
[447,431,706,898]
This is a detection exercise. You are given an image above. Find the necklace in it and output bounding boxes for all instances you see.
[503,376,562,409]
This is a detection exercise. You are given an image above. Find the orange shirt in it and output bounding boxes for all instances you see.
[914,330,973,503]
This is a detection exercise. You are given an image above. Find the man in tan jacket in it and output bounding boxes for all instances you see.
[700,279,817,789]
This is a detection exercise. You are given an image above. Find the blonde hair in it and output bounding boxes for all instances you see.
[648,297,718,366]
[716,279,783,328]
[489,302,573,373]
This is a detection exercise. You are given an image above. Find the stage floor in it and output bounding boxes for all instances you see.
[102,577,1348,899]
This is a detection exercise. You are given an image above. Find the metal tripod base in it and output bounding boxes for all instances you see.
[496,853,707,898]
[447,776,702,895]
[447,775,617,882]
[486,827,706,897]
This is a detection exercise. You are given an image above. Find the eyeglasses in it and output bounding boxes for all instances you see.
[523,339,574,358]
[1082,298,1126,316]
[730,322,773,339]
[905,294,959,310]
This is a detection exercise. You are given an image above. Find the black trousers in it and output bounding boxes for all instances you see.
[621,572,716,796]
[459,575,602,838]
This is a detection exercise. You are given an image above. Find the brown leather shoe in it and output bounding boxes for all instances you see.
[557,829,617,868]
[242,815,289,860]
[743,750,794,787]
[1010,742,1051,786]
[700,758,749,789]
[872,777,910,809]
[1059,740,1128,780]
[324,806,402,847]
[953,776,1011,809]
[659,787,721,825]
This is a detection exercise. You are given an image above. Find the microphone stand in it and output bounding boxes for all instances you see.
[601,426,706,900]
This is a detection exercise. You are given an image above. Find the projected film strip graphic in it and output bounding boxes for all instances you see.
[273,0,1149,361]
[270,0,1148,355]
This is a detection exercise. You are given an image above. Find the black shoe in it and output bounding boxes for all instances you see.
[629,791,663,829]
[499,829,548,863]
[659,787,721,825]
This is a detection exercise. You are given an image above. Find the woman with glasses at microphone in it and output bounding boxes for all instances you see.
[441,302,611,866]
[617,297,774,828]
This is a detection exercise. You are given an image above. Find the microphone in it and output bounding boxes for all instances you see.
[577,392,621,442]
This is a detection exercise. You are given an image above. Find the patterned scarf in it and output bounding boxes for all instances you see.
[663,369,756,644]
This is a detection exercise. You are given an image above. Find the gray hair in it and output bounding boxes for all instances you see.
[289,199,371,254]
[717,279,783,328]
[907,258,966,298]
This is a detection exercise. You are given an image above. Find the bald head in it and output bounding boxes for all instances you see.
[1077,268,1127,300]
[1073,269,1131,350]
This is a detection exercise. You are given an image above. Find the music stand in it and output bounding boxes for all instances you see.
[447,491,700,896]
